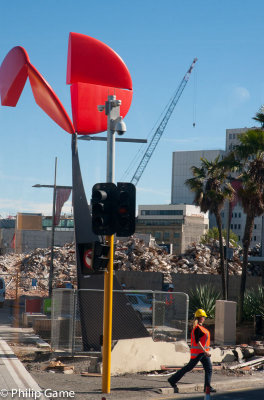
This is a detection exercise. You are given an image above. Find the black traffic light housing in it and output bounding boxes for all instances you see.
[91,182,136,237]
[92,241,110,271]
[78,242,110,275]
[116,182,136,237]
[91,183,117,235]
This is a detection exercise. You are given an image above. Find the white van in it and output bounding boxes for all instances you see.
[0,277,5,307]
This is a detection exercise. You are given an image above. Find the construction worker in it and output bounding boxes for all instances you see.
[168,309,216,393]
[165,284,174,305]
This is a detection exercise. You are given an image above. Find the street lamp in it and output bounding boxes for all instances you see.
[33,157,72,297]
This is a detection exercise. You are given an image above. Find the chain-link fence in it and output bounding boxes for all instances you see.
[51,289,189,354]
[1,273,50,298]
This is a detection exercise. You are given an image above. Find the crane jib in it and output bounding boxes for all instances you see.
[130,57,197,186]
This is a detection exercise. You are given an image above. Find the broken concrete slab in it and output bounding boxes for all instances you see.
[210,347,236,363]
[111,337,190,375]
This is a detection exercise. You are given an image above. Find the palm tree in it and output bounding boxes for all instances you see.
[232,128,264,322]
[185,156,235,299]
[252,105,264,128]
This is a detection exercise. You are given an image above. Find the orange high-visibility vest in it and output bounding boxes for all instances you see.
[190,324,210,359]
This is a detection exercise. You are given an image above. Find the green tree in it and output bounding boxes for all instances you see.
[185,156,235,299]
[233,126,264,322]
[252,105,264,128]
[201,227,238,247]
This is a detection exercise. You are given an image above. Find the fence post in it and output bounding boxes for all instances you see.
[71,289,77,357]
[152,291,156,340]
[185,294,189,343]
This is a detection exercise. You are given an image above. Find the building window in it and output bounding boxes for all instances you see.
[235,213,237,218]
[234,224,237,229]
[154,232,161,240]
[221,212,224,218]
[238,236,240,240]
[239,213,241,218]
[233,133,236,139]
[164,232,170,240]
[137,219,183,226]
[238,224,241,229]
[254,236,257,241]
[174,232,180,238]
[141,209,183,216]
[254,224,257,229]
[229,133,232,139]
[231,224,233,229]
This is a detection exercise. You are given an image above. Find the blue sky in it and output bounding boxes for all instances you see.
[0,0,264,217]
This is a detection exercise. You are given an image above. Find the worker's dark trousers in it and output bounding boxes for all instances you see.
[169,353,212,389]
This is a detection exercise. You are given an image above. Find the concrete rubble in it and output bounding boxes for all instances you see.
[0,237,263,297]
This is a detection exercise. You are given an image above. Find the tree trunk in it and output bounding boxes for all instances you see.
[238,213,255,323]
[215,211,226,299]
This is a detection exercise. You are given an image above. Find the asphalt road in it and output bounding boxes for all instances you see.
[152,387,264,400]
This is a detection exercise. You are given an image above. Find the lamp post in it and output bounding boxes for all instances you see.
[33,158,72,297]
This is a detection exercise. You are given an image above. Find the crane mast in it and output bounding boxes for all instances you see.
[130,57,198,186]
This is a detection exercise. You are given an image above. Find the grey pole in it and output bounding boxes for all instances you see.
[49,157,57,297]
[106,96,116,183]
[225,201,230,300]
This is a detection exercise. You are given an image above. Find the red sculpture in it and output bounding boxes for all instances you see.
[0,33,133,134]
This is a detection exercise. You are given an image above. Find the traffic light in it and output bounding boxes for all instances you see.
[78,242,110,275]
[91,183,117,235]
[116,182,136,237]
[92,241,110,271]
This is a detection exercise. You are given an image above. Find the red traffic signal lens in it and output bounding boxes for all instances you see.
[118,207,128,215]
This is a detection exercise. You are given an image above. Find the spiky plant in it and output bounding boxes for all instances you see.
[189,284,221,319]
[243,286,264,320]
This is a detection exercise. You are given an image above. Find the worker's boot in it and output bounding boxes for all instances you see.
[168,378,179,393]
[204,386,216,393]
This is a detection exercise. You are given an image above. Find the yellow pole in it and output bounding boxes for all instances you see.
[102,234,114,393]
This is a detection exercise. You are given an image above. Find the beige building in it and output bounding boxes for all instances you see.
[136,204,209,254]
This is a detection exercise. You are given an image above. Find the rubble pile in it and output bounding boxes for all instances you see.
[0,237,262,298]
[0,243,76,297]
[114,238,261,278]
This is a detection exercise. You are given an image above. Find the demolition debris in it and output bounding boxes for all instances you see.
[0,238,262,298]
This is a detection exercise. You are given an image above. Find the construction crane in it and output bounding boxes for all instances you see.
[130,57,198,186]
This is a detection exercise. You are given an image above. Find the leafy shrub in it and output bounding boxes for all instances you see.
[189,284,221,319]
[243,286,264,320]
[201,227,239,247]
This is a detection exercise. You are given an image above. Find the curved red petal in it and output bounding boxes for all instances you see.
[67,32,132,90]
[0,46,30,106]
[28,64,75,134]
[70,82,133,134]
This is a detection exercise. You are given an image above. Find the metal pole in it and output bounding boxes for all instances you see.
[102,95,117,394]
[152,292,155,340]
[49,157,57,297]
[261,215,264,257]
[225,201,230,300]
[185,294,189,343]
